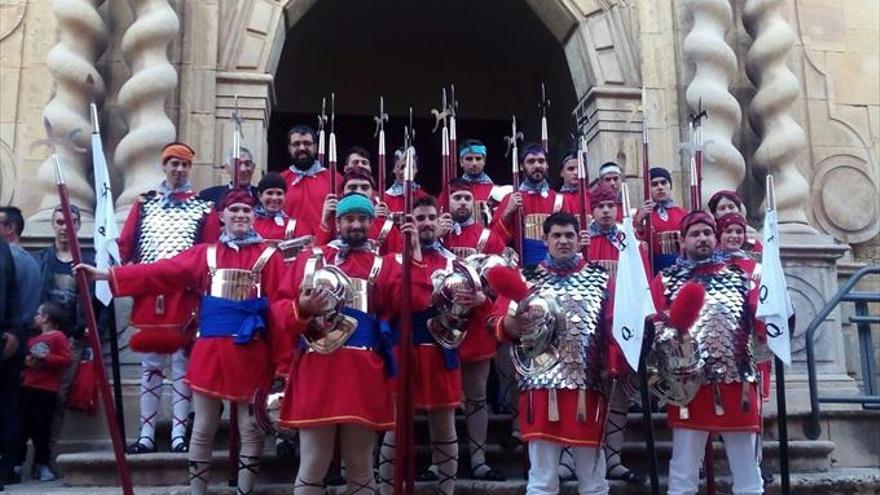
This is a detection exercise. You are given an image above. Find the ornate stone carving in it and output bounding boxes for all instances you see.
[810,154,880,244]
[743,0,810,227]
[683,0,745,203]
[113,0,179,217]
[29,0,108,227]
[0,0,27,42]
[219,0,292,74]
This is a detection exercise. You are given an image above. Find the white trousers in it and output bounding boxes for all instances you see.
[527,440,608,495]
[668,428,763,495]
[138,350,190,447]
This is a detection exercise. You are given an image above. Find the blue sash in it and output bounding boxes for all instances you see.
[523,238,547,267]
[341,307,397,377]
[394,308,460,370]
[198,295,267,344]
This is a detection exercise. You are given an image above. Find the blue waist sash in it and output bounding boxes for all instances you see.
[523,238,547,267]
[298,307,397,377]
[396,308,459,370]
[198,295,267,345]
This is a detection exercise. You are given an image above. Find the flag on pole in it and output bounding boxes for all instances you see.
[91,110,119,306]
[756,208,794,365]
[612,214,656,371]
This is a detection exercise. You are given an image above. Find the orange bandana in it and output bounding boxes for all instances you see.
[161,143,195,164]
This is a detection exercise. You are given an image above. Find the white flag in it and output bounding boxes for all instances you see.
[612,216,656,371]
[92,131,120,306]
[756,209,794,364]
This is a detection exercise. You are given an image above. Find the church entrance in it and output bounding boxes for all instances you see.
[268,0,578,195]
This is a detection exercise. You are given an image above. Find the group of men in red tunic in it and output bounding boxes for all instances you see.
[73,122,771,495]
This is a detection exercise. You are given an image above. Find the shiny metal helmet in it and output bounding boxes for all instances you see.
[301,263,358,354]
[509,288,564,378]
[277,235,315,262]
[464,252,517,295]
[646,320,705,407]
[251,382,295,439]
[427,260,483,349]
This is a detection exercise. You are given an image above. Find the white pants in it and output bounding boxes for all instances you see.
[138,350,190,448]
[668,428,763,495]
[527,440,608,495]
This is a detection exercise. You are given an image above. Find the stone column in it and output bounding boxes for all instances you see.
[26,0,109,234]
[113,0,179,219]
[683,0,746,205]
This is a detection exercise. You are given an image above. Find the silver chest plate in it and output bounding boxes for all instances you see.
[136,193,213,263]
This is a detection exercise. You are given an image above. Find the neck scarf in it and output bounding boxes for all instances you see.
[560,184,578,193]
[461,172,493,184]
[219,229,263,251]
[327,238,377,264]
[674,250,726,269]
[387,180,421,196]
[421,240,454,258]
[588,221,620,247]
[288,161,325,186]
[519,178,550,197]
[158,180,193,208]
[254,204,287,226]
[654,198,675,221]
[451,215,474,236]
[543,253,582,274]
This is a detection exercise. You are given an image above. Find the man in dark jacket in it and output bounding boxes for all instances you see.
[0,237,22,485]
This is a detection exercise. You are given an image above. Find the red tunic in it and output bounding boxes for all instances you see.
[491,189,570,243]
[587,233,651,275]
[312,216,402,255]
[253,215,311,243]
[22,331,72,393]
[276,245,399,430]
[117,191,220,341]
[405,249,462,410]
[559,189,592,224]
[638,206,688,257]
[467,182,495,203]
[490,257,612,446]
[110,243,287,401]
[384,186,428,215]
[280,168,343,237]
[442,223,505,363]
[650,263,762,432]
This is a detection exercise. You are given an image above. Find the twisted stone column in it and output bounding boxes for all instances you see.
[114,0,179,217]
[683,0,745,204]
[29,0,108,228]
[743,0,810,226]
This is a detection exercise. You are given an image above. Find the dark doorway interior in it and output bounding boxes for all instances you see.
[269,0,577,196]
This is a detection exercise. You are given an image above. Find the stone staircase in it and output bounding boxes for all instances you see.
[52,410,875,494]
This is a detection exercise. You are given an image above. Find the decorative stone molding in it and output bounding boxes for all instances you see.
[683,0,745,204]
[573,86,642,178]
[810,154,880,244]
[219,0,291,74]
[0,0,27,42]
[743,0,810,227]
[28,0,109,230]
[113,0,179,218]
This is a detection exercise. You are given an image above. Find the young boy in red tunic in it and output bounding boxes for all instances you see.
[14,302,72,482]
[276,193,400,494]
[649,211,765,495]
[633,167,688,273]
[79,190,287,495]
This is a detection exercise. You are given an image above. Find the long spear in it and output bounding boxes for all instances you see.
[504,116,524,262]
[448,84,458,184]
[231,94,243,189]
[577,133,591,259]
[54,155,134,495]
[394,108,417,495]
[328,92,338,194]
[539,83,550,155]
[689,101,708,210]
[431,89,450,207]
[641,86,654,274]
[374,96,388,202]
[317,97,327,166]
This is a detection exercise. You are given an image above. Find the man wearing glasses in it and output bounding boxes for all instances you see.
[280,125,343,237]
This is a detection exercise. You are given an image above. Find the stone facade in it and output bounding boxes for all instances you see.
[1,0,877,430]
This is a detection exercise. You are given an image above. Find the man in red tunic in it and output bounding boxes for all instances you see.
[280,125,343,236]
[384,147,428,216]
[379,195,489,495]
[633,167,688,273]
[80,190,288,495]
[649,211,765,495]
[314,169,401,253]
[492,212,613,494]
[253,172,299,243]
[596,162,625,222]
[439,179,506,481]
[117,142,220,454]
[277,193,400,494]
[492,143,570,267]
[457,139,499,224]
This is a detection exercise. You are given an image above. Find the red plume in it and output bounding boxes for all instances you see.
[486,266,529,302]
[669,282,705,332]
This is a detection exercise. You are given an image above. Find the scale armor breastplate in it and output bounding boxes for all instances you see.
[661,263,755,384]
[136,193,213,263]
[519,263,608,392]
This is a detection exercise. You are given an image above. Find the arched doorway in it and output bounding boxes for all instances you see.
[268,0,578,194]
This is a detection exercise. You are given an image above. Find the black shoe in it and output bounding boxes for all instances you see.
[470,464,506,481]
[170,436,189,453]
[126,437,157,454]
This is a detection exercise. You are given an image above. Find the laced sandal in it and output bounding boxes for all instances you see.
[170,436,189,453]
[126,437,156,454]
[606,463,645,485]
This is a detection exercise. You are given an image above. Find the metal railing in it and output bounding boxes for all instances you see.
[804,265,880,439]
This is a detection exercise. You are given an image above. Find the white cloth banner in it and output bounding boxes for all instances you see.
[612,216,656,371]
[756,209,794,365]
[91,132,120,306]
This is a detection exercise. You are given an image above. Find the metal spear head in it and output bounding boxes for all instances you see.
[317,97,328,131]
[689,98,708,129]
[503,116,523,158]
[448,84,458,118]
[373,96,389,137]
[430,88,449,134]
[539,82,550,115]
[30,117,87,155]
[330,93,336,134]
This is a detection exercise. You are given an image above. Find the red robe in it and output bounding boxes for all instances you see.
[650,262,763,432]
[442,223,505,363]
[117,191,220,343]
[110,242,287,401]
[253,215,311,243]
[384,185,428,215]
[276,245,399,430]
[587,232,651,276]
[491,189,569,243]
[490,257,613,447]
[406,249,463,410]
[280,168,343,237]
[637,206,688,258]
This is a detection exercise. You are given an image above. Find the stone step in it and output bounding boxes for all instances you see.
[56,439,833,487]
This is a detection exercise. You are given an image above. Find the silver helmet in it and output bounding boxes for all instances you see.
[427,261,483,349]
[300,263,358,354]
[510,288,565,378]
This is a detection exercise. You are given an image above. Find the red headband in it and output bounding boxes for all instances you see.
[680,211,716,236]
[161,143,195,164]
[590,183,619,210]
[716,212,747,236]
[220,189,257,210]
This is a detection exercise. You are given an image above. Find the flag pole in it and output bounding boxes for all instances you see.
[54,156,134,495]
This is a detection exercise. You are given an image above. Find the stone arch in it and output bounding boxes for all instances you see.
[212,0,646,183]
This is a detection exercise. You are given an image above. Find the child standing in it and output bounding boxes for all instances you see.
[15,301,72,481]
